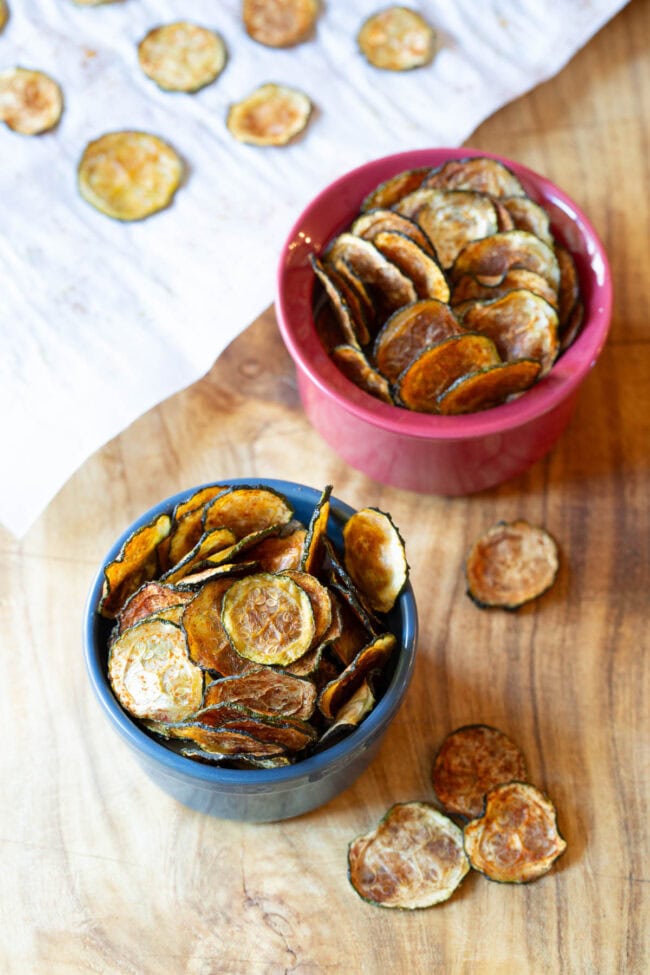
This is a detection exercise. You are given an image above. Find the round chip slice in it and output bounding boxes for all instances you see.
[466,519,559,610]
[396,333,501,412]
[372,231,449,302]
[78,130,184,221]
[395,189,499,269]
[243,0,319,48]
[422,157,526,199]
[451,231,560,291]
[374,299,462,382]
[138,22,227,93]
[463,782,567,883]
[360,166,430,212]
[436,360,541,414]
[343,507,408,614]
[432,724,528,819]
[357,7,436,72]
[460,289,559,377]
[0,68,63,135]
[227,83,312,147]
[348,802,470,909]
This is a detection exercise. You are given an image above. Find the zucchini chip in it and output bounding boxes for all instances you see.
[372,231,450,302]
[352,208,436,257]
[422,157,526,199]
[174,560,258,589]
[194,705,316,752]
[357,7,436,71]
[182,577,245,672]
[395,189,499,270]
[242,0,319,48]
[164,723,285,757]
[329,593,374,667]
[108,618,204,723]
[343,508,408,614]
[463,782,567,883]
[281,570,333,646]
[348,802,470,909]
[78,131,184,221]
[326,233,417,313]
[161,527,237,584]
[203,485,293,539]
[451,269,558,310]
[311,256,364,349]
[329,257,376,334]
[331,345,394,404]
[451,231,560,291]
[138,22,227,93]
[204,668,317,721]
[492,199,515,232]
[361,167,430,212]
[432,724,528,819]
[221,572,316,666]
[436,360,541,415]
[0,68,63,135]
[502,196,554,247]
[243,526,307,573]
[555,244,581,331]
[173,484,226,523]
[227,83,312,146]
[466,520,559,610]
[396,334,501,412]
[460,290,559,377]
[300,484,331,575]
[318,632,396,718]
[99,513,172,618]
[373,299,462,383]
[318,680,375,747]
[117,580,194,633]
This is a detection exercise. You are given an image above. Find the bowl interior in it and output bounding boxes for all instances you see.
[276,147,612,438]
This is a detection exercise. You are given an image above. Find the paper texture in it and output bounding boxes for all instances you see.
[0,0,626,535]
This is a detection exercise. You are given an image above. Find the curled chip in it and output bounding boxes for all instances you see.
[374,299,462,382]
[422,157,526,198]
[348,802,470,909]
[372,231,449,302]
[396,189,499,269]
[331,345,393,403]
[204,668,317,721]
[451,269,558,310]
[203,485,293,538]
[436,360,541,415]
[318,632,395,719]
[352,208,435,256]
[117,581,194,634]
[432,724,528,819]
[243,0,319,48]
[0,68,63,135]
[100,513,171,618]
[78,130,184,221]
[361,166,430,212]
[463,782,567,883]
[357,7,436,72]
[227,83,312,147]
[327,233,417,313]
[300,483,331,575]
[343,508,408,613]
[451,231,560,291]
[138,22,227,92]
[311,257,363,349]
[466,519,559,610]
[396,333,501,412]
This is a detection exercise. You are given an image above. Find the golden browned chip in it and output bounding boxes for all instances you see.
[227,83,312,146]
[492,199,516,232]
[463,782,567,883]
[204,668,317,720]
[451,269,558,309]
[0,1,8,31]
[282,570,333,646]
[243,526,307,573]
[422,157,526,198]
[203,485,293,538]
[343,508,408,614]
[181,577,241,672]
[300,484,331,575]
[396,188,499,270]
[222,572,315,666]
[396,333,501,412]
[99,513,172,618]
[108,618,203,723]
[0,68,63,135]
[555,244,581,330]
[460,289,559,377]
[357,7,436,71]
[319,680,375,747]
[466,520,559,610]
[318,632,396,718]
[436,360,542,414]
[329,593,373,667]
[451,231,560,291]
[327,233,417,313]
[194,704,316,751]
[164,722,286,757]
[348,802,470,908]
[329,257,376,333]
[373,299,462,382]
[352,208,436,256]
[323,262,372,346]
[161,526,237,584]
[117,580,194,633]
[311,256,363,349]
[432,724,528,819]
[174,560,258,589]
[243,0,319,48]
[501,196,554,246]
[331,345,394,403]
[361,166,430,212]
[559,298,584,352]
[173,484,227,523]
[372,231,450,302]
[138,22,227,92]
[78,131,184,221]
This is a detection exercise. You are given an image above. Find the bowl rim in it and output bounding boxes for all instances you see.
[276,146,613,439]
[83,477,418,789]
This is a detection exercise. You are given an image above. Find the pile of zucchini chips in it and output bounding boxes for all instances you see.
[100,484,409,768]
[312,156,584,414]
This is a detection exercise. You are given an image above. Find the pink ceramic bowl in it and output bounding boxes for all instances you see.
[276,148,612,495]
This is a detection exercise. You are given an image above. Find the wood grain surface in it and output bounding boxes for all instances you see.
[2,2,648,972]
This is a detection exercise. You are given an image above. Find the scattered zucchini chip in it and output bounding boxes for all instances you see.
[348,802,470,909]
[395,188,499,269]
[300,484,331,575]
[361,166,430,212]
[78,130,184,221]
[318,631,395,719]
[502,196,554,247]
[99,513,172,618]
[352,208,436,256]
[0,68,63,135]
[422,157,526,199]
[432,724,528,819]
[463,782,567,883]
[396,334,501,412]
[331,345,394,403]
[227,83,312,146]
[373,299,462,383]
[466,520,559,610]
[343,508,408,614]
[204,668,317,721]
[311,256,363,349]
[203,485,294,539]
[451,231,560,291]
[222,572,316,666]
[243,0,319,48]
[327,233,417,313]
[117,580,194,633]
[372,230,450,302]
[138,22,227,93]
[451,269,558,310]
[357,7,436,72]
[436,360,541,415]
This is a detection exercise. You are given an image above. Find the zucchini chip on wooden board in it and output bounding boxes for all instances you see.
[463,782,567,883]
[227,83,312,146]
[342,507,408,613]
[78,131,184,221]
[348,802,470,909]
[138,22,227,93]
[465,520,559,610]
[243,0,320,48]
[432,724,528,820]
[357,7,436,72]
[0,68,63,135]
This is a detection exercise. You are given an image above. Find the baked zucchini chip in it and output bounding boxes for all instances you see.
[99,513,171,618]
[326,233,417,313]
[343,508,408,613]
[329,593,374,667]
[194,704,316,751]
[361,167,430,212]
[502,196,554,247]
[227,83,312,146]
[300,484,331,575]
[182,577,242,672]
[204,668,317,720]
[117,580,194,633]
[78,131,184,221]
[451,231,560,291]
[466,520,559,610]
[348,802,470,909]
[395,188,499,269]
[311,257,363,349]
[203,485,293,538]
[318,632,396,718]
[331,345,394,404]
[352,208,436,256]
[460,289,559,377]
[357,7,436,71]
[372,231,449,302]
[432,724,528,819]
[281,570,333,646]
[374,299,462,383]
[243,526,306,573]
[396,334,501,412]
[243,0,319,48]
[138,22,227,92]
[0,68,63,135]
[555,244,581,331]
[175,560,258,589]
[329,257,376,333]
[164,723,286,757]
[161,527,237,583]
[318,680,375,748]
[436,360,541,414]
[451,269,558,309]
[422,157,526,198]
[463,782,567,883]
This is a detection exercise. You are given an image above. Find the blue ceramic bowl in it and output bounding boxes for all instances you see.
[83,478,418,822]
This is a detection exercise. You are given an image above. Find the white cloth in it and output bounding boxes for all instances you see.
[0,0,626,535]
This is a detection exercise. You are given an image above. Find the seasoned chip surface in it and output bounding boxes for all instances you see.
[357,7,436,71]
[466,519,559,609]
[78,130,183,221]
[349,802,470,908]
[0,68,63,135]
[227,83,312,146]
[222,572,315,666]
[423,157,526,198]
[138,22,227,92]
[460,289,559,377]
[436,359,541,414]
[396,188,499,269]
[397,334,500,412]
[343,508,408,613]
[374,299,462,382]
[100,513,171,618]
[243,0,319,47]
